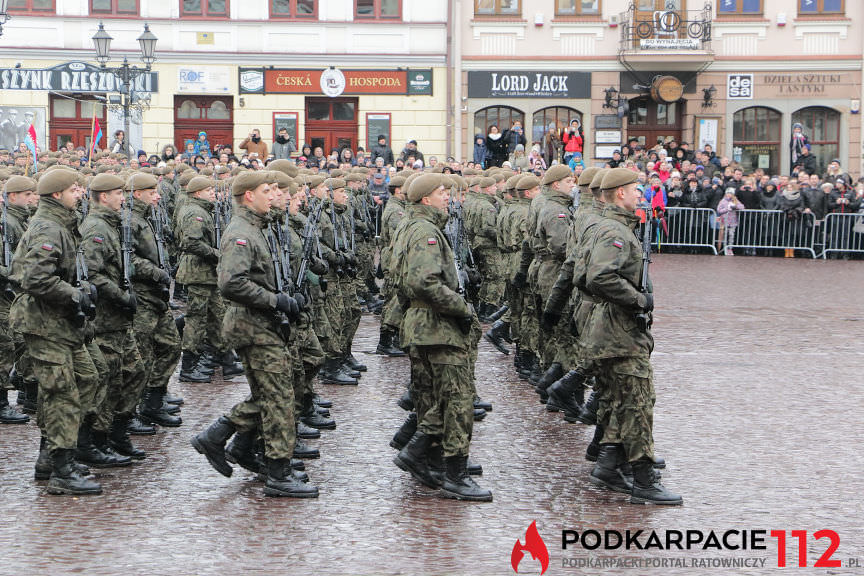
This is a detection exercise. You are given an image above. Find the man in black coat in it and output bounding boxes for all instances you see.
[370,135,395,166]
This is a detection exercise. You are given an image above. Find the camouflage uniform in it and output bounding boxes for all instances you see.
[176,195,225,355]
[464,192,503,308]
[499,196,531,343]
[379,195,408,330]
[0,202,31,390]
[517,189,549,359]
[317,199,348,358]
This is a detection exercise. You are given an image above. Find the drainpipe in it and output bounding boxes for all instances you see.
[446,0,453,159]
[453,0,463,161]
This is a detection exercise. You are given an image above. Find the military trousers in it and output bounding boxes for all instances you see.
[181,283,226,354]
[321,274,345,358]
[473,246,504,305]
[227,343,296,460]
[409,345,474,458]
[594,356,655,463]
[341,277,362,353]
[292,321,325,412]
[94,328,147,431]
[0,297,13,389]
[24,335,99,451]
[133,303,181,389]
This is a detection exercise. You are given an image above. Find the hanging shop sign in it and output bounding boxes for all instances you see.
[467,71,591,99]
[0,62,158,93]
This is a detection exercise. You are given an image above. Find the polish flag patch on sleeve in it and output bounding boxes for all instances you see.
[195,216,204,222]
[93,236,103,244]
[613,240,624,249]
[427,237,437,245]
[41,243,53,251]
[558,213,567,218]
[236,239,247,246]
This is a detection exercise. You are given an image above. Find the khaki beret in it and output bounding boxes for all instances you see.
[306,175,326,189]
[176,164,192,173]
[345,173,365,183]
[90,173,125,193]
[178,171,197,187]
[407,173,444,203]
[5,176,37,194]
[590,168,610,190]
[187,176,214,195]
[462,168,478,176]
[578,167,601,187]
[268,159,299,178]
[126,173,158,191]
[261,170,279,185]
[42,158,58,167]
[467,177,481,189]
[601,167,639,192]
[323,178,346,190]
[352,166,370,175]
[329,169,344,178]
[451,175,468,190]
[541,164,572,186]
[214,166,231,176]
[273,172,294,190]
[517,174,541,191]
[493,173,506,183]
[477,177,495,189]
[388,174,406,188]
[199,168,214,177]
[506,174,522,190]
[232,171,268,197]
[402,172,425,199]
[80,167,94,176]
[139,167,153,174]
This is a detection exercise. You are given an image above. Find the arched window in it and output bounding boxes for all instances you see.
[733,106,782,175]
[532,107,582,145]
[792,106,840,177]
[474,106,524,137]
[178,100,200,120]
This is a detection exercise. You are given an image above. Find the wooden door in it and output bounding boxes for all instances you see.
[174,96,233,155]
[305,97,358,157]
[633,0,687,48]
[627,96,683,149]
[49,95,107,151]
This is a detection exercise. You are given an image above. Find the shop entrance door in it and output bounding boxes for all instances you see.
[626,96,683,149]
[174,96,234,156]
[49,95,108,152]
[305,97,358,157]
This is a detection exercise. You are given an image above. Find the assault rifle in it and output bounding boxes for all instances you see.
[296,196,325,291]
[1,185,15,299]
[151,204,172,302]
[635,216,652,331]
[73,246,97,327]
[120,188,137,314]
[267,228,293,341]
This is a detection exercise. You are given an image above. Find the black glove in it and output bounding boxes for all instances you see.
[344,252,357,266]
[332,253,345,267]
[294,292,307,311]
[78,289,96,320]
[310,257,329,276]
[455,314,472,335]
[541,310,561,332]
[375,262,384,279]
[87,283,98,306]
[512,270,527,289]
[641,293,654,313]
[275,293,300,320]
[121,291,137,316]
[319,277,329,293]
[467,267,482,288]
[153,268,171,286]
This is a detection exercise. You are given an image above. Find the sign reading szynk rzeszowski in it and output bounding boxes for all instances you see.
[0,62,158,92]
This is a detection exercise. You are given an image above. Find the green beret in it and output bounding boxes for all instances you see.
[187,176,214,195]
[388,174,406,188]
[478,177,496,189]
[306,175,326,189]
[578,167,601,187]
[352,166,370,175]
[451,175,468,190]
[506,174,522,190]
[345,173,365,183]
[541,164,572,186]
[199,168,214,177]
[5,176,37,194]
[590,168,610,190]
[601,167,638,192]
[402,172,425,199]
[178,171,197,187]
[232,171,268,197]
[329,169,344,178]
[407,173,444,203]
[262,170,280,185]
[176,164,192,173]
[37,168,78,196]
[90,173,125,193]
[126,173,158,191]
[268,159,299,178]
[467,176,481,189]
[516,174,541,191]
[323,178,346,190]
[273,171,294,190]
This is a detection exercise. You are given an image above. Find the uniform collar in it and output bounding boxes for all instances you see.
[602,204,640,228]
[236,204,268,229]
[412,203,448,229]
[189,195,214,212]
[91,203,122,226]
[36,196,79,229]
[7,203,30,221]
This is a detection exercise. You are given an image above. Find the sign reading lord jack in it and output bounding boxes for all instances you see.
[468,71,591,99]
[239,68,432,96]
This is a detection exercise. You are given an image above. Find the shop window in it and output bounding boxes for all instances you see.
[355,0,400,19]
[475,0,521,16]
[792,106,840,176]
[271,0,316,18]
[732,106,781,175]
[90,0,138,15]
[8,0,55,14]
[532,107,582,146]
[555,0,599,16]
[798,0,843,14]
[181,0,229,18]
[474,106,525,137]
[717,0,762,14]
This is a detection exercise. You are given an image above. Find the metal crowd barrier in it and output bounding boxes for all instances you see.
[650,207,719,255]
[725,209,817,259]
[819,212,864,258]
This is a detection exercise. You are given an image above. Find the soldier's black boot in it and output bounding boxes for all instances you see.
[375,327,406,357]
[568,386,599,425]
[263,457,319,498]
[546,369,587,415]
[397,388,414,411]
[476,302,494,323]
[473,408,487,421]
[528,359,544,386]
[91,428,134,467]
[224,430,264,474]
[173,282,187,302]
[441,455,493,502]
[483,320,511,355]
[630,457,683,505]
[344,343,367,372]
[0,390,29,424]
[296,421,321,439]
[21,378,38,414]
[140,387,182,427]
[393,432,438,488]
[389,413,418,450]
[75,416,130,468]
[300,395,336,430]
[427,440,445,487]
[584,424,604,462]
[109,414,146,460]
[293,438,320,459]
[9,366,23,401]
[535,362,563,402]
[467,457,483,476]
[164,390,184,406]
[127,413,158,435]
[219,350,245,379]
[473,396,492,411]
[589,444,633,494]
[191,416,236,477]
[47,449,102,496]
[319,357,357,385]
[35,437,51,480]
[312,394,332,409]
[179,352,211,383]
[516,349,536,379]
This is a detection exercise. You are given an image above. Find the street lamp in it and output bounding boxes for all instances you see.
[0,0,12,38]
[91,21,158,158]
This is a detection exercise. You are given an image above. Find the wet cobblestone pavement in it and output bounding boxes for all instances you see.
[2,255,864,576]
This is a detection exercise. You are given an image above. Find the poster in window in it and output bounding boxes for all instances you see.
[366,113,391,153]
[696,117,719,151]
[0,106,47,151]
[272,112,298,148]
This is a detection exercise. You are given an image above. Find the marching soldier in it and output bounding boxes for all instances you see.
[464,176,502,321]
[374,173,408,357]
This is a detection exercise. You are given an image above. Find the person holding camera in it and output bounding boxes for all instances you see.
[239,128,268,159]
[272,128,296,160]
[562,119,584,165]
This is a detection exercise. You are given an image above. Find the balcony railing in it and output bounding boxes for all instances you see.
[619,1,713,53]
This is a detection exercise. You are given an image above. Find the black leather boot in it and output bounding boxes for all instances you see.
[375,327,406,357]
[139,387,182,427]
[76,417,131,468]
[393,432,438,488]
[467,457,483,476]
[164,390,184,406]
[263,457,319,498]
[300,395,336,430]
[567,387,599,425]
[389,413,418,450]
[47,448,102,496]
[0,390,29,424]
[219,350,245,379]
[473,408,487,421]
[190,416,236,477]
[546,369,587,415]
[293,439,320,459]
[534,362,564,401]
[483,320,511,355]
[473,397,492,411]
[109,414,146,460]
[427,441,445,487]
[127,413,158,435]
[397,388,414,412]
[589,444,633,494]
[296,421,321,439]
[344,343,367,372]
[312,394,332,409]
[477,302,495,323]
[180,352,211,383]
[224,430,264,474]
[21,378,37,414]
[92,428,134,467]
[630,457,682,505]
[516,350,537,379]
[319,358,358,385]
[584,424,603,462]
[441,455,493,502]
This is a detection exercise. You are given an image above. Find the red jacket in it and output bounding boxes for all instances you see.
[562,130,583,153]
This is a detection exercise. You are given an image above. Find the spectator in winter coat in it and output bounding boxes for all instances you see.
[789,122,810,174]
[510,144,529,172]
[793,144,819,177]
[528,145,546,172]
[161,144,176,163]
[473,134,488,167]
[193,131,212,158]
[399,140,424,164]
[759,183,782,210]
[561,119,583,164]
[822,158,852,188]
[485,125,508,168]
[370,135,395,166]
[272,127,296,160]
[717,188,745,255]
[239,128,268,158]
[503,120,526,156]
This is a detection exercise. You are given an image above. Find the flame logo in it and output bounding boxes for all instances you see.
[511,521,549,575]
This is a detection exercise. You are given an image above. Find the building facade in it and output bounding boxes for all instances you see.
[0,0,449,160]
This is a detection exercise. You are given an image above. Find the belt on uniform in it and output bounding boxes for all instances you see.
[410,300,432,309]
